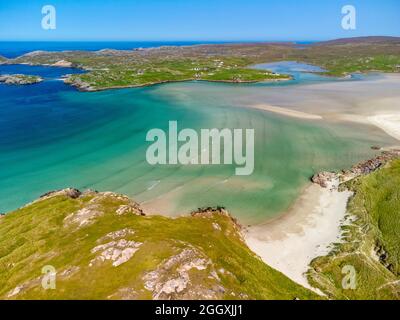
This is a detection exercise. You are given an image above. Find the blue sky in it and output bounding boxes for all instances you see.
[0,0,399,41]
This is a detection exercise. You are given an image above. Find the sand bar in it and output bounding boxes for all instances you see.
[250,104,323,120]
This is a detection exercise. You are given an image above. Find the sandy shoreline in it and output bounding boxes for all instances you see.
[244,179,352,292]
[368,113,400,141]
[137,74,400,293]
[250,104,323,120]
[243,79,400,292]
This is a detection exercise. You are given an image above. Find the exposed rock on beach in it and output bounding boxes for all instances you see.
[311,150,400,187]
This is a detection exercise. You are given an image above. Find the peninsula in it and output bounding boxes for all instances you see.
[0,189,317,300]
[2,36,399,91]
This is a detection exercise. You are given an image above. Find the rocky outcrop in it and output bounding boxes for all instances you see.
[36,188,144,216]
[116,204,145,216]
[311,171,337,188]
[143,247,225,300]
[7,265,80,298]
[89,239,142,267]
[340,150,400,180]
[64,206,104,228]
[1,183,315,300]
[63,76,94,91]
[191,207,241,229]
[98,228,135,242]
[40,188,82,200]
[190,207,243,241]
[312,150,400,187]
[52,60,73,67]
[62,191,144,228]
[375,243,398,275]
[22,188,83,208]
[191,206,228,218]
[0,74,43,85]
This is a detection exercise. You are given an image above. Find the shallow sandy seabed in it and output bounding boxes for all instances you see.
[242,74,400,291]
[249,104,323,120]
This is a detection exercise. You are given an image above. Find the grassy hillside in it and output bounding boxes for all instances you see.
[292,37,400,76]
[12,51,290,91]
[0,189,317,300]
[308,160,400,300]
[64,58,288,91]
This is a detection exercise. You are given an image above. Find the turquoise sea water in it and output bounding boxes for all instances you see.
[0,62,396,222]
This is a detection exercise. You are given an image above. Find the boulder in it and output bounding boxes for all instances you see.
[39,188,81,200]
[311,171,337,188]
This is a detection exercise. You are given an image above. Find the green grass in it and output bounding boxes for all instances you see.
[0,74,42,84]
[65,57,289,90]
[10,38,400,90]
[201,68,288,82]
[307,160,400,300]
[16,74,42,82]
[317,55,400,76]
[0,191,317,300]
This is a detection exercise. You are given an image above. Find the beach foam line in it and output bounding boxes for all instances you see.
[147,180,161,191]
[368,114,400,141]
[251,104,323,120]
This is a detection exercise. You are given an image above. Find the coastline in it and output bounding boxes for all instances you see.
[3,61,290,92]
[2,55,399,93]
[244,149,400,291]
[244,180,350,292]
[2,48,400,291]
[64,75,292,92]
[1,59,292,92]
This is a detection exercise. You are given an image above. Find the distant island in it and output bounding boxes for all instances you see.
[0,74,43,85]
[1,36,399,91]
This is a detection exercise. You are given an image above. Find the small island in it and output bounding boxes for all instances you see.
[0,74,43,85]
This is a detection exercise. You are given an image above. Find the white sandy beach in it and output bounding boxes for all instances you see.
[368,113,400,141]
[250,104,323,120]
[242,75,400,291]
[244,180,352,292]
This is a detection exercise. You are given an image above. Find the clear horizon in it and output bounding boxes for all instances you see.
[0,36,398,43]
